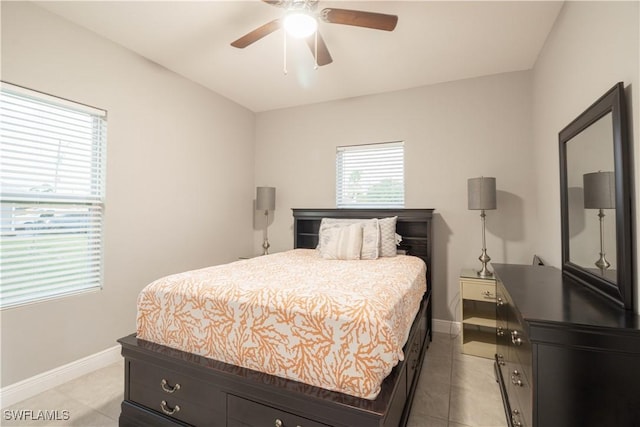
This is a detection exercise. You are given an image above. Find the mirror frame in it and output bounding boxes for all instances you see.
[559,82,633,310]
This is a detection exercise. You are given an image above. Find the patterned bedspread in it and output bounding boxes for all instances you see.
[136,249,427,399]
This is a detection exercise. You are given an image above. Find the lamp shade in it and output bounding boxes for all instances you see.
[583,171,615,209]
[256,186,276,211]
[468,177,497,210]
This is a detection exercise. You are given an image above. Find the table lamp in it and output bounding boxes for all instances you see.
[583,171,614,271]
[256,186,276,255]
[468,177,497,278]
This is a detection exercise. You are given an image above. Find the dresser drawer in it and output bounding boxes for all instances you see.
[405,330,421,391]
[507,364,531,427]
[129,359,224,405]
[227,394,331,427]
[462,281,496,302]
[508,323,532,382]
[405,306,426,390]
[495,285,509,366]
[128,359,225,426]
[130,381,218,426]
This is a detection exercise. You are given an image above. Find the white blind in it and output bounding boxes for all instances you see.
[0,83,107,308]
[336,141,404,208]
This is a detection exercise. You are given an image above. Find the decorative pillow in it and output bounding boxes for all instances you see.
[318,218,380,260]
[319,223,363,260]
[378,216,398,257]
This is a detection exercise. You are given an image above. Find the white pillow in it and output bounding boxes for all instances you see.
[320,223,363,260]
[318,218,380,260]
[378,216,398,257]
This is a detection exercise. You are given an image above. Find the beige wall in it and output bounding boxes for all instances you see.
[1,2,255,386]
[254,71,538,322]
[531,1,639,310]
[3,0,638,388]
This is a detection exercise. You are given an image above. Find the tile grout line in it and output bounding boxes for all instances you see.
[47,364,122,424]
[54,388,118,425]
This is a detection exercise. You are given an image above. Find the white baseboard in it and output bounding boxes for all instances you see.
[0,345,121,408]
[432,318,462,336]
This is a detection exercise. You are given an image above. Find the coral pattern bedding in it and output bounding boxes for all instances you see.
[136,249,426,399]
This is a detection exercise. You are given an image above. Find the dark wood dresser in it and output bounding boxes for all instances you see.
[493,263,640,427]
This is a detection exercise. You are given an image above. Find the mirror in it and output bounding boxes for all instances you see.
[560,82,633,310]
[566,113,616,275]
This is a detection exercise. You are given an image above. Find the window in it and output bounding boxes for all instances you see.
[0,83,107,308]
[336,141,404,208]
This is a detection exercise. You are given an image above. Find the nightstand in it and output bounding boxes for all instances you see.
[460,268,496,358]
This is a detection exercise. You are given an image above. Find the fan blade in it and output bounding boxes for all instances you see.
[321,8,398,31]
[305,31,333,66]
[261,0,286,7]
[231,19,281,48]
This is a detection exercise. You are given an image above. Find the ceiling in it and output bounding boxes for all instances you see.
[36,1,564,112]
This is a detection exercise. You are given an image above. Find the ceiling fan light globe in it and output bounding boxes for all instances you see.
[283,12,317,38]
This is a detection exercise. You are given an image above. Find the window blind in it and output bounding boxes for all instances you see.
[336,141,404,208]
[0,83,107,308]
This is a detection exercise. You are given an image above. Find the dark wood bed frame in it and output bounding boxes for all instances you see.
[118,208,434,427]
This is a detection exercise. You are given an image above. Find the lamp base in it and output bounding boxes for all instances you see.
[477,248,493,278]
[594,210,610,272]
[262,209,271,255]
[476,267,494,278]
[595,252,610,271]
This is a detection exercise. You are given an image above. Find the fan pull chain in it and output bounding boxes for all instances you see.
[314,31,318,70]
[283,30,288,75]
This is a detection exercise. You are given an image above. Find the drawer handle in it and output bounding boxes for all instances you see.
[482,290,494,299]
[274,419,302,427]
[512,409,523,427]
[511,331,523,346]
[160,400,180,415]
[496,327,505,337]
[160,379,181,393]
[496,297,505,307]
[511,369,524,387]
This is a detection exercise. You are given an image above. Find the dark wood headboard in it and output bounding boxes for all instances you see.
[292,208,434,289]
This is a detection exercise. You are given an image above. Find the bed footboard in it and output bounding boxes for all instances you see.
[119,294,431,427]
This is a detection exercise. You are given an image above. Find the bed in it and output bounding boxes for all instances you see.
[118,208,434,427]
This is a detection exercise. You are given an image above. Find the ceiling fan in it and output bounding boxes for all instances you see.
[230,0,398,67]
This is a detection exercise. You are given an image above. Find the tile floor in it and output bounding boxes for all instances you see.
[2,332,506,427]
[406,332,506,427]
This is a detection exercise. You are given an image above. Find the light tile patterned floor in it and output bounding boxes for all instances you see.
[407,333,507,427]
[2,332,506,427]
